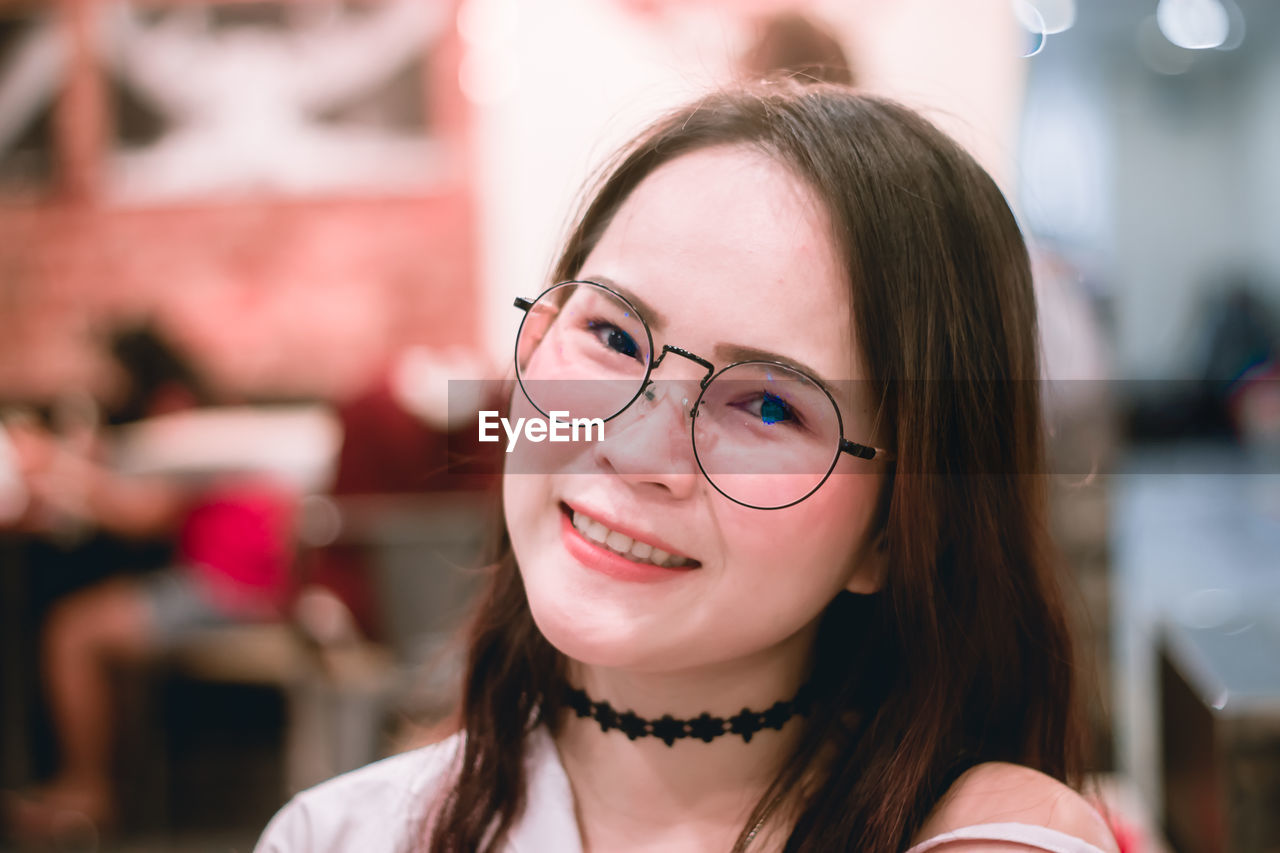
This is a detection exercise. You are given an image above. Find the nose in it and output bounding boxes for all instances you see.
[592,369,702,500]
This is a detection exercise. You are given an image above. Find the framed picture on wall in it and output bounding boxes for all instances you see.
[0,6,60,197]
[104,0,451,202]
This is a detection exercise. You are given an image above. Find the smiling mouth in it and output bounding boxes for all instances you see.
[560,504,700,569]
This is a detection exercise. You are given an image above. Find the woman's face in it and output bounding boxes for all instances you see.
[504,145,887,675]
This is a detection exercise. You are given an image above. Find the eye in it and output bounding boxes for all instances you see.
[759,392,792,424]
[734,390,807,430]
[586,319,641,360]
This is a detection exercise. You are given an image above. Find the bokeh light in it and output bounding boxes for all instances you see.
[1156,0,1230,50]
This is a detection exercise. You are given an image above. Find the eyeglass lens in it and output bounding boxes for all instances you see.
[515,281,844,508]
[516,281,652,419]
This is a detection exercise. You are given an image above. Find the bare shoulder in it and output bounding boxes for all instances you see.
[911,762,1120,853]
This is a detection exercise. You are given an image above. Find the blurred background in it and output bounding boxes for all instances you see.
[1,0,1278,850]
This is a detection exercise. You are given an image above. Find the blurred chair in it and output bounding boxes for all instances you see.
[114,622,306,832]
[114,490,492,831]
[284,490,494,790]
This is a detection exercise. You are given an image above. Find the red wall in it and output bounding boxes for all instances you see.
[0,192,477,402]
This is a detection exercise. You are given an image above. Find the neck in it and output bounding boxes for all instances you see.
[553,641,813,852]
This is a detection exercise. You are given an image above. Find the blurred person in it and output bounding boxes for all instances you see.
[5,325,219,595]
[99,323,215,427]
[0,418,29,524]
[2,323,297,843]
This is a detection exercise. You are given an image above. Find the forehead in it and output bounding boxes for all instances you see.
[579,145,857,382]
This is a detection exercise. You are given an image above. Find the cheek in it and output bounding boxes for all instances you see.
[503,473,580,650]
[502,392,546,531]
[722,471,880,592]
[501,465,544,574]
[502,386,598,478]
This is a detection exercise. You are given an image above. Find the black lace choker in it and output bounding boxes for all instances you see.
[564,682,813,747]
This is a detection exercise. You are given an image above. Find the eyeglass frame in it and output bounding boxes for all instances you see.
[512,279,895,510]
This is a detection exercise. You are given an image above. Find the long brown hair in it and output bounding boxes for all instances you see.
[427,84,1083,852]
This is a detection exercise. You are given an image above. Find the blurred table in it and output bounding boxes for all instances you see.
[1161,616,1280,853]
[1111,444,1280,829]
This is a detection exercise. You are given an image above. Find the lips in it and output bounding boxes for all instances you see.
[560,502,700,569]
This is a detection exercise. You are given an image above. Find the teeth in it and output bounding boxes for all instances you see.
[605,530,633,552]
[571,510,690,568]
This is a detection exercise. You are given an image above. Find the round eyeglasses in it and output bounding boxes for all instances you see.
[512,280,893,509]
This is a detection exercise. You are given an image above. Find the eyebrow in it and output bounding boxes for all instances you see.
[576,274,831,385]
[579,274,669,329]
[712,343,831,386]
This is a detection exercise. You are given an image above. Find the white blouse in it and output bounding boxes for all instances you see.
[254,729,1110,853]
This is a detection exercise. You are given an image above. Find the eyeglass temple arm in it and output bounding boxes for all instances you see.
[514,297,534,312]
[840,439,895,462]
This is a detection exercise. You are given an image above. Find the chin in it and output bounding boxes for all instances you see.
[519,572,669,671]
[525,583,628,665]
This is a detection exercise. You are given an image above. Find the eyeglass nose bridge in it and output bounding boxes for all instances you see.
[642,346,715,418]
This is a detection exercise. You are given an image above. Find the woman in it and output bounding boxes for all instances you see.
[257,84,1119,852]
